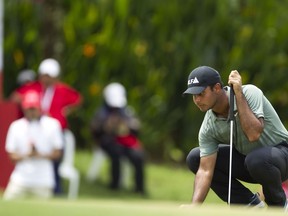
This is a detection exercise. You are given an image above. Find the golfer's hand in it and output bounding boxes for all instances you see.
[228,70,242,95]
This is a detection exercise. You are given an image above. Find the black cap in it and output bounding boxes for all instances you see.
[183,66,222,95]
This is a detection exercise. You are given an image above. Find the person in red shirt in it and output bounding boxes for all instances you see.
[12,59,82,129]
[11,58,82,194]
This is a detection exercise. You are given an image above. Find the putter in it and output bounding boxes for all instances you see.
[228,85,235,205]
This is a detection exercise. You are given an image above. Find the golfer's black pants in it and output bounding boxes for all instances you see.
[100,142,145,193]
[186,142,288,206]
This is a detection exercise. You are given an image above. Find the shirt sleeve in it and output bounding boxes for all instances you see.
[60,84,82,107]
[50,119,64,150]
[5,122,18,153]
[242,85,264,119]
[198,114,219,157]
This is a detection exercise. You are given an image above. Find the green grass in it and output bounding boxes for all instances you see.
[73,150,260,202]
[0,150,275,216]
[73,150,220,202]
[0,198,286,216]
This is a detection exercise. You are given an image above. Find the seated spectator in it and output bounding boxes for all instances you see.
[90,82,146,194]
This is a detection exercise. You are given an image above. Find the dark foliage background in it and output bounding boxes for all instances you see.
[3,0,288,162]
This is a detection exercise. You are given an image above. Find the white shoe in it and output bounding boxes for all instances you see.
[246,193,265,208]
[284,199,288,212]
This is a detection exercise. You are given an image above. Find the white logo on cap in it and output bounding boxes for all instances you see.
[188,77,200,85]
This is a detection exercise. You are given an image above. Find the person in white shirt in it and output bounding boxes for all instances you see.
[3,90,64,200]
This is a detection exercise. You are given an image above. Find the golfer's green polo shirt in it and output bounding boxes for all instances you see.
[198,85,288,157]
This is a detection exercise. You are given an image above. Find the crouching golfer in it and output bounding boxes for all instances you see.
[183,66,288,208]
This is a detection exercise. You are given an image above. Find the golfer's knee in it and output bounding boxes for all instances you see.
[186,147,200,173]
[245,153,264,176]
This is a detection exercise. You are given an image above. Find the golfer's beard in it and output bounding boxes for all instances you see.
[197,104,210,112]
[198,101,217,112]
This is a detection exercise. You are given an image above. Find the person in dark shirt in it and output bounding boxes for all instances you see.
[90,82,145,194]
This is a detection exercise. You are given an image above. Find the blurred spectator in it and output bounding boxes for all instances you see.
[3,91,63,200]
[10,58,82,195]
[16,69,36,86]
[283,180,288,198]
[10,69,37,118]
[90,82,146,194]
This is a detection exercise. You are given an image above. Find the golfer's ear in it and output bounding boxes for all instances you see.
[214,83,222,92]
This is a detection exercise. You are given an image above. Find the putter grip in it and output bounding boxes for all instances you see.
[229,86,235,121]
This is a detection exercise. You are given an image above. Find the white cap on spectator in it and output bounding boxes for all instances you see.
[103,82,127,108]
[38,58,60,77]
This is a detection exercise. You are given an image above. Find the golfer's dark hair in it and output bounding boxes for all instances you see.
[208,81,224,91]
